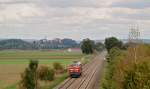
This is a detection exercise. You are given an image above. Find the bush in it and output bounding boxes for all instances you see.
[123,62,150,89]
[53,62,64,71]
[38,66,55,82]
[112,44,150,89]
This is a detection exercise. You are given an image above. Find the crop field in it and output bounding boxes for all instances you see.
[0,49,84,89]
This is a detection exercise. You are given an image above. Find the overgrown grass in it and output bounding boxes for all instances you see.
[81,55,94,64]
[100,47,125,89]
[4,73,68,89]
[99,62,107,89]
[40,72,68,89]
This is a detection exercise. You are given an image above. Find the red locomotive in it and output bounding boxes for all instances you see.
[68,61,82,78]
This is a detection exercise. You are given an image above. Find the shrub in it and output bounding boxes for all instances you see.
[38,66,55,82]
[123,62,150,89]
[101,43,150,89]
[112,44,150,89]
[53,62,64,71]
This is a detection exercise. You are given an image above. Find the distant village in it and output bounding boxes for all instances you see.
[31,38,79,49]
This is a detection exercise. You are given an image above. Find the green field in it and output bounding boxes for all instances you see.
[0,50,83,60]
[0,59,72,64]
[0,49,84,89]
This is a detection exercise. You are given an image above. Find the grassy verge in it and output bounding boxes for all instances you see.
[99,62,107,89]
[81,55,94,64]
[40,72,68,89]
[4,84,17,89]
[4,73,68,89]
[99,48,123,89]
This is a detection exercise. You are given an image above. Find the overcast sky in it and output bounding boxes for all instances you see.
[0,0,150,40]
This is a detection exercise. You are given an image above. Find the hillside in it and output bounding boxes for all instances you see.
[0,39,33,49]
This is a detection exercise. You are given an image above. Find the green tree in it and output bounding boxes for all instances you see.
[81,38,95,54]
[19,60,39,89]
[105,37,123,53]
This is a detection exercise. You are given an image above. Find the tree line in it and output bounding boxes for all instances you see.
[81,37,125,54]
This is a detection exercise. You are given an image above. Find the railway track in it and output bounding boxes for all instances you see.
[54,54,105,89]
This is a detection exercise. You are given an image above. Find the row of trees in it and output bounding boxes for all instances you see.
[81,37,124,54]
[81,38,105,54]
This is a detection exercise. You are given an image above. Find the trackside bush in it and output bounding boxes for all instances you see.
[123,62,150,89]
[38,66,55,82]
[101,47,123,89]
[53,62,64,71]
[101,44,150,89]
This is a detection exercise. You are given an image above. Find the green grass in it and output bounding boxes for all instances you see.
[0,50,83,60]
[4,84,16,89]
[0,59,72,65]
[0,50,84,65]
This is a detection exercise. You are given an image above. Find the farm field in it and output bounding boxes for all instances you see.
[0,49,83,60]
[0,49,84,89]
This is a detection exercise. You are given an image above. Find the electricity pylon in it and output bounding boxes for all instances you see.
[128,25,141,43]
[128,25,141,63]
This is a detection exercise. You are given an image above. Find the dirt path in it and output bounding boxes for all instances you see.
[54,53,105,89]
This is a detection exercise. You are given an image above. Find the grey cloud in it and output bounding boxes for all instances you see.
[0,0,110,8]
[0,0,150,40]
[111,1,150,9]
[36,0,112,8]
[111,9,150,21]
[0,0,32,4]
